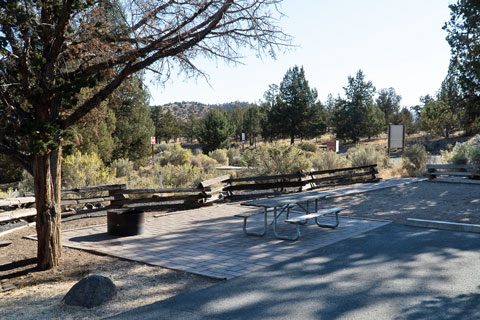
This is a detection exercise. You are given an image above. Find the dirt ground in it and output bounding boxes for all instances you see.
[1,180,479,319]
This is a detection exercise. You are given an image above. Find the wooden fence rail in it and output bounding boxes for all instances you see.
[0,164,379,222]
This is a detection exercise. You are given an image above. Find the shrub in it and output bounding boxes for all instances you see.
[347,144,387,168]
[190,153,218,171]
[192,148,203,156]
[470,146,480,164]
[250,143,312,175]
[110,158,134,178]
[158,144,192,166]
[440,142,480,164]
[124,168,159,189]
[62,151,116,188]
[310,151,348,170]
[241,149,255,167]
[18,170,34,195]
[297,141,318,153]
[160,164,203,188]
[209,149,229,165]
[402,144,429,177]
[0,188,20,198]
[227,148,245,166]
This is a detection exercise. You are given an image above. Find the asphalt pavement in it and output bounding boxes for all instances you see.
[109,224,480,320]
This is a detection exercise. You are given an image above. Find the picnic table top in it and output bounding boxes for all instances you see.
[242,191,333,208]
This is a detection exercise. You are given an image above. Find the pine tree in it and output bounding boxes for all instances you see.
[197,108,234,154]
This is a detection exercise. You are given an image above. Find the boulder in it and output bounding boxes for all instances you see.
[63,275,117,308]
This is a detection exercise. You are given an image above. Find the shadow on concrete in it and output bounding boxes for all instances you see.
[107,224,480,320]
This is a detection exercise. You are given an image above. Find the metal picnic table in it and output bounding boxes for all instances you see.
[240,191,340,241]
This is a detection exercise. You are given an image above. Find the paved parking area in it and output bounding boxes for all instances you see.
[109,224,480,320]
[60,204,389,279]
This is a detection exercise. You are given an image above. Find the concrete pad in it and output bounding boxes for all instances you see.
[407,218,480,233]
[427,177,480,185]
[58,204,389,280]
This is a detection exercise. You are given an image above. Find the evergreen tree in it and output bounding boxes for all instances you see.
[267,66,323,144]
[444,0,480,133]
[333,70,376,142]
[73,104,116,164]
[111,77,155,165]
[393,107,416,134]
[227,104,245,141]
[261,84,280,142]
[324,93,337,132]
[243,105,262,146]
[196,108,234,154]
[151,107,182,143]
[376,88,401,125]
[303,102,327,140]
[422,100,459,137]
[364,104,386,140]
[182,113,201,143]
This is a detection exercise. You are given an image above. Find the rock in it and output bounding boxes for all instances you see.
[63,275,117,308]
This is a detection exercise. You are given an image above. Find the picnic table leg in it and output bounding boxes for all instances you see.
[315,211,340,229]
[242,208,267,237]
[273,206,300,241]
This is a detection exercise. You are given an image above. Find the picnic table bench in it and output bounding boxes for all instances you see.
[238,191,345,241]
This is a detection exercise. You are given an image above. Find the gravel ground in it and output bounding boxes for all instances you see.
[322,181,480,224]
[0,180,479,319]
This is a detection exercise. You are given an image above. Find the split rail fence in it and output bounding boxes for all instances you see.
[0,164,378,223]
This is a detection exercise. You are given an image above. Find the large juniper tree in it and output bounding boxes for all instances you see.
[0,0,289,270]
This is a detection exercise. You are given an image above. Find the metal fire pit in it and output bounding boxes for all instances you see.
[107,209,145,236]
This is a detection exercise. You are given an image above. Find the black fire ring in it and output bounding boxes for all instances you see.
[107,209,145,236]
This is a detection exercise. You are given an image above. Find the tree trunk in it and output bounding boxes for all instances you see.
[34,147,62,270]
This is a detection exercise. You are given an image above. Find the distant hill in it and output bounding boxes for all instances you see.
[151,101,253,120]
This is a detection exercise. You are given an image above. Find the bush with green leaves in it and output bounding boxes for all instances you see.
[227,148,245,166]
[297,141,318,153]
[347,144,387,168]
[440,141,480,164]
[62,151,116,188]
[160,163,205,188]
[209,149,229,165]
[158,144,192,166]
[0,188,20,198]
[310,151,349,170]
[249,143,312,175]
[18,170,34,195]
[241,149,255,167]
[470,147,480,164]
[190,153,218,171]
[123,168,159,189]
[110,158,134,178]
[402,144,429,177]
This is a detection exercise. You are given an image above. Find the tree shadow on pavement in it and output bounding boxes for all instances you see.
[107,224,480,320]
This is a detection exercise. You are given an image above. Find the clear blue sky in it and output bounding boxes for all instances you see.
[147,0,453,108]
